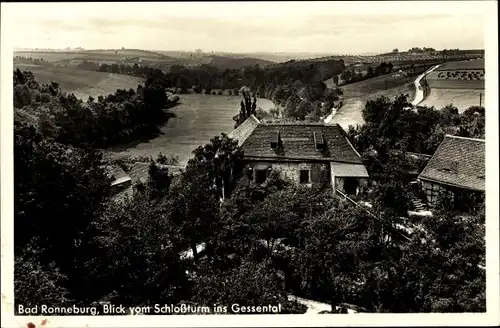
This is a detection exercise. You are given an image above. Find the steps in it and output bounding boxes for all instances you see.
[411,197,427,211]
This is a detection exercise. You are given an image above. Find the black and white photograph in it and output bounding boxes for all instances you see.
[1,1,498,327]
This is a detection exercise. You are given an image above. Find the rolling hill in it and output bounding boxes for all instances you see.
[14,64,144,100]
[14,49,278,71]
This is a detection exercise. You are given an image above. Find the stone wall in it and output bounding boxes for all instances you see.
[243,161,331,187]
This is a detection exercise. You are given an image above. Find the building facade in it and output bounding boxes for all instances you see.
[418,135,485,211]
[228,116,369,196]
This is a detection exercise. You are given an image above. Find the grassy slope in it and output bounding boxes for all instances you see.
[419,59,485,110]
[14,64,144,100]
[14,50,276,70]
[419,89,484,112]
[106,94,275,167]
[435,59,485,71]
[328,74,416,129]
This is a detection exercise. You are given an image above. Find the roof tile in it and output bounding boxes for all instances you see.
[231,117,362,163]
[418,135,485,191]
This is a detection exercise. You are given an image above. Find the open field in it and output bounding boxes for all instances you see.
[14,49,276,70]
[340,73,414,97]
[435,58,485,71]
[425,59,485,89]
[328,74,416,129]
[419,89,484,112]
[426,78,484,90]
[14,64,144,100]
[106,94,275,167]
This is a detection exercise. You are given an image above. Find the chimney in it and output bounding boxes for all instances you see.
[271,131,280,150]
[449,160,458,172]
[314,132,326,151]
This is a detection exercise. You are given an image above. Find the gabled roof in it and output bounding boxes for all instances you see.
[106,165,132,186]
[229,116,363,163]
[228,115,260,146]
[128,162,150,183]
[127,162,182,183]
[418,135,485,191]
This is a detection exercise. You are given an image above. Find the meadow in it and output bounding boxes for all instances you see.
[327,73,416,129]
[105,94,275,167]
[435,58,485,71]
[419,89,484,112]
[420,59,485,110]
[14,62,275,168]
[14,64,144,100]
[14,49,275,70]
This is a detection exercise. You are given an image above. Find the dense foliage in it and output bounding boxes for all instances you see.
[14,69,177,148]
[94,58,345,93]
[348,94,485,156]
[14,70,485,314]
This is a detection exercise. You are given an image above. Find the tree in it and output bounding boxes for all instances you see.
[14,122,111,301]
[283,94,301,118]
[193,258,306,313]
[85,197,191,306]
[295,100,314,120]
[145,154,174,199]
[386,208,485,312]
[292,205,379,311]
[362,96,393,125]
[301,81,326,102]
[233,91,257,128]
[333,75,339,87]
[367,66,375,78]
[170,134,244,258]
[15,247,70,310]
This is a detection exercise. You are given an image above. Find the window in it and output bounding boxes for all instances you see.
[424,182,441,204]
[271,131,280,150]
[246,167,254,181]
[255,169,268,184]
[299,170,310,184]
[425,182,452,205]
[314,132,326,151]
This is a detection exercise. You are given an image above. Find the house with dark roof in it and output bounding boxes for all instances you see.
[417,135,485,210]
[107,162,183,202]
[228,115,369,196]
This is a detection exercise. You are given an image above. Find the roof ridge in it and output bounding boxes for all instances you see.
[445,134,485,142]
[259,122,327,126]
[249,114,260,123]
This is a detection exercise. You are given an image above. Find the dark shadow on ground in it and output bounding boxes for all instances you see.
[106,105,178,151]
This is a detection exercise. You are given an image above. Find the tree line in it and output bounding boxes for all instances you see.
[14,56,52,66]
[95,59,344,122]
[14,65,485,313]
[14,69,177,149]
[338,62,395,86]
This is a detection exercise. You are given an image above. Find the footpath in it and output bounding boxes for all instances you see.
[411,64,442,106]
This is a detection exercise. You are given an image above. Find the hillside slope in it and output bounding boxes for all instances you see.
[14,64,144,100]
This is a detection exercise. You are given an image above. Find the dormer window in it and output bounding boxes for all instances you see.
[314,132,326,151]
[271,131,280,150]
[437,160,458,173]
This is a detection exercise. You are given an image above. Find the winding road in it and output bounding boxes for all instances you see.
[411,64,442,106]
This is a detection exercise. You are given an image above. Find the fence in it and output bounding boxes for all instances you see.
[335,189,411,242]
[335,189,378,219]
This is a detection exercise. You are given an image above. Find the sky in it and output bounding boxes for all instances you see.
[5,1,487,55]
